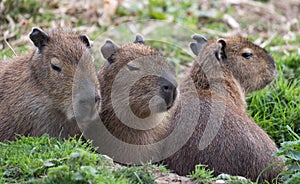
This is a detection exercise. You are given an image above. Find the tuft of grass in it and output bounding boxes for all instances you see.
[0,135,106,183]
[188,164,215,184]
[246,63,300,145]
[188,165,254,184]
[113,163,167,184]
[0,135,164,183]
[277,54,300,80]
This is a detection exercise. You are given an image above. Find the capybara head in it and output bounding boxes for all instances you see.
[29,28,99,121]
[98,35,177,119]
[190,34,276,93]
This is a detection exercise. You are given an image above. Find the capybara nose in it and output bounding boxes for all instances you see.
[159,78,177,109]
[95,92,101,104]
[95,95,100,104]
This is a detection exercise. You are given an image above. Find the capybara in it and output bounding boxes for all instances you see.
[163,35,283,183]
[0,28,100,141]
[95,35,177,164]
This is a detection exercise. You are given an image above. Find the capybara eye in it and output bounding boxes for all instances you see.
[127,64,139,71]
[242,52,253,59]
[50,58,62,72]
[51,63,62,72]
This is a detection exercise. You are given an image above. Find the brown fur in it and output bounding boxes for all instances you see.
[98,42,176,146]
[163,38,283,183]
[189,37,276,94]
[0,28,99,141]
[218,37,276,93]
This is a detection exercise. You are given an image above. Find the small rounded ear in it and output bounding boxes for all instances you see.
[214,38,227,62]
[100,40,120,61]
[79,34,91,48]
[134,34,144,44]
[29,27,50,51]
[190,34,208,56]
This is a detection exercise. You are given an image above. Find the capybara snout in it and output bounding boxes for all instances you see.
[158,76,177,110]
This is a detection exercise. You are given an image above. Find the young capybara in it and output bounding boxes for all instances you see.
[0,28,100,141]
[95,35,177,164]
[162,35,284,183]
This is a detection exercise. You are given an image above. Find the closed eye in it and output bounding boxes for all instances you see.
[127,64,139,71]
[242,53,253,59]
[51,63,62,72]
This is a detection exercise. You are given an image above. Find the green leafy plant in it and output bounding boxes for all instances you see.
[217,174,253,184]
[0,135,163,183]
[275,126,300,184]
[188,165,254,184]
[188,164,215,184]
[114,164,156,184]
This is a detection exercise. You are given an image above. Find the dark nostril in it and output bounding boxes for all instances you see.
[159,79,177,109]
[162,85,171,93]
[161,83,176,94]
[158,76,177,108]
[159,77,177,95]
[95,95,100,103]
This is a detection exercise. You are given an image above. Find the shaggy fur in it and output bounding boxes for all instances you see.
[163,37,283,183]
[98,41,177,146]
[0,28,99,141]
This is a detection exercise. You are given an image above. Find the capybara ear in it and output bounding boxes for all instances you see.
[134,34,145,44]
[100,40,120,63]
[190,34,207,56]
[215,38,227,63]
[29,27,50,51]
[79,34,91,48]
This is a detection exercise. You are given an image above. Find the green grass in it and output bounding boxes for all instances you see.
[275,128,300,184]
[188,165,254,184]
[0,45,30,60]
[1,0,300,183]
[188,165,215,184]
[246,53,300,145]
[115,0,199,29]
[113,164,167,184]
[0,135,165,184]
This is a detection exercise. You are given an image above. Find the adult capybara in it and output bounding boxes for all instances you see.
[0,28,100,141]
[96,35,177,164]
[163,36,283,183]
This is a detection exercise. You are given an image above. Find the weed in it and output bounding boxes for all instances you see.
[275,127,300,184]
[247,64,300,145]
[0,135,166,183]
